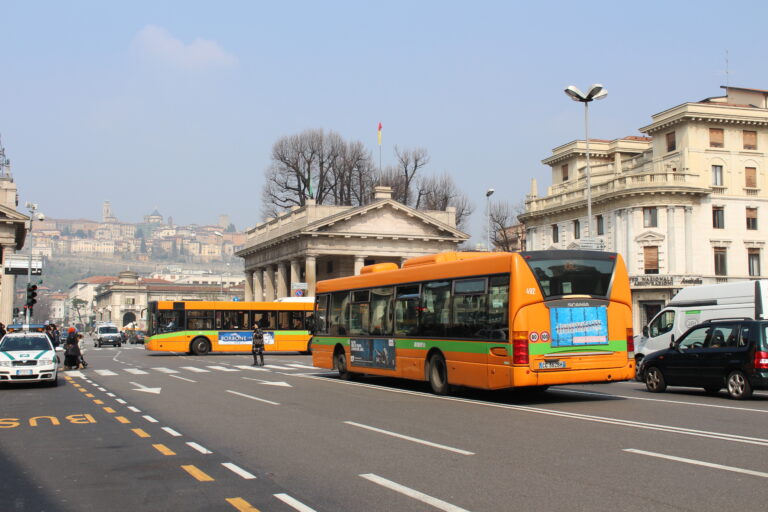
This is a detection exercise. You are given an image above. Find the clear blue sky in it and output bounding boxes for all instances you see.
[2,0,767,243]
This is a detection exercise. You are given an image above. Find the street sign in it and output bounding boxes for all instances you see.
[578,238,604,250]
[291,282,308,297]
[4,255,42,275]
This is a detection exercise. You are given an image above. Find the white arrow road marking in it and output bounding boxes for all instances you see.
[95,370,118,376]
[130,381,162,394]
[242,377,292,387]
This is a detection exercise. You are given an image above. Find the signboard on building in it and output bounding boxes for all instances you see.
[630,275,704,288]
[291,282,308,297]
[4,255,42,276]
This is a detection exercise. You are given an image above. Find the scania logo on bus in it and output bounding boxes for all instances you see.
[529,331,539,342]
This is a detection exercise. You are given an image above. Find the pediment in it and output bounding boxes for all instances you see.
[304,200,467,240]
[0,204,29,222]
[634,230,665,244]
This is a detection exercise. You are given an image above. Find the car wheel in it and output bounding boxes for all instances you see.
[191,337,210,356]
[335,349,352,380]
[726,370,753,400]
[428,353,450,395]
[645,366,667,393]
[49,376,59,387]
[117,343,122,348]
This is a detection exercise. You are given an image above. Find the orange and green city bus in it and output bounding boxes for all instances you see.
[311,250,635,394]
[145,300,315,355]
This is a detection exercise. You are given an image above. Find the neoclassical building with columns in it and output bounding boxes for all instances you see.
[236,187,469,300]
[520,85,768,330]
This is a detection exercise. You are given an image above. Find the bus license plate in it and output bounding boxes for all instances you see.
[16,370,33,375]
[539,360,566,370]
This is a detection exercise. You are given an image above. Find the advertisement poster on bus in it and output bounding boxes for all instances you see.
[218,331,252,345]
[550,306,608,347]
[349,338,396,369]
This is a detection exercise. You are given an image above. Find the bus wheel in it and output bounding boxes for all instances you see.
[191,337,211,356]
[428,354,449,395]
[302,340,312,356]
[335,350,351,380]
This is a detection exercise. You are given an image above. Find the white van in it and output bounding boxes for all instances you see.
[636,280,768,363]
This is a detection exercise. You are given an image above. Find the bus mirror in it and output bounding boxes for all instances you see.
[642,325,649,337]
[669,334,676,348]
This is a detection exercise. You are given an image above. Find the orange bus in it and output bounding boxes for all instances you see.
[145,299,315,355]
[311,250,635,394]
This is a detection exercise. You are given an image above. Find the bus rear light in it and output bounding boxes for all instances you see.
[754,351,768,370]
[626,328,635,358]
[512,331,529,365]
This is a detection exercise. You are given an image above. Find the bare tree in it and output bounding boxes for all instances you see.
[416,172,474,230]
[393,146,430,207]
[489,200,526,252]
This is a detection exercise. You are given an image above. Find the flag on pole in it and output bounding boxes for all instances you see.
[377,122,382,146]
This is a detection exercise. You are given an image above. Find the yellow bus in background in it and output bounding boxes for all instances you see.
[145,299,315,355]
[311,250,635,394]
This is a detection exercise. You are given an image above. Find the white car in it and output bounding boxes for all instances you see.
[0,331,59,386]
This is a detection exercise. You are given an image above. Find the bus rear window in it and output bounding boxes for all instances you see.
[526,257,615,298]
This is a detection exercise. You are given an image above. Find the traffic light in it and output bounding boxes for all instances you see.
[26,283,37,308]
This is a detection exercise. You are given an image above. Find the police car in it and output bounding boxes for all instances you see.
[0,330,59,386]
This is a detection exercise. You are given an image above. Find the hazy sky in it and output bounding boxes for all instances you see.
[2,1,767,243]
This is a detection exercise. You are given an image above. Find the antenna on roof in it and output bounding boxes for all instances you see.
[725,49,730,88]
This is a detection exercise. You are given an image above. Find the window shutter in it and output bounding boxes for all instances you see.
[709,128,724,148]
[746,167,757,188]
[644,246,659,270]
[744,130,757,150]
[747,207,758,219]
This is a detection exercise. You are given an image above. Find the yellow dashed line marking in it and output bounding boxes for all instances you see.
[103,407,116,414]
[115,416,131,424]
[226,497,260,511]
[78,388,87,393]
[181,465,214,482]
[152,444,176,456]
[85,393,94,398]
[132,428,150,438]
[93,399,104,404]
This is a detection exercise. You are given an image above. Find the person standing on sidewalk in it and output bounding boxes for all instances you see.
[251,323,264,366]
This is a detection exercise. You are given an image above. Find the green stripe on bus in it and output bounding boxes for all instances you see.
[312,336,628,355]
[148,330,309,341]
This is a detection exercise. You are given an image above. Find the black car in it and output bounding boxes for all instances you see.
[641,318,768,399]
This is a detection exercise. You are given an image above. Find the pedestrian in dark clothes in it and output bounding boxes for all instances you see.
[252,323,264,366]
[64,327,80,370]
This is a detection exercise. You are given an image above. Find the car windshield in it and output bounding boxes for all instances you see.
[0,336,51,351]
[99,327,119,334]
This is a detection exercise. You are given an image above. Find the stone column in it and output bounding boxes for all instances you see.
[666,206,676,275]
[253,268,264,302]
[0,246,15,325]
[244,270,255,302]
[613,208,622,257]
[305,255,317,297]
[626,208,635,274]
[276,261,288,298]
[354,255,366,275]
[290,259,301,287]
[265,266,276,301]
[684,206,693,274]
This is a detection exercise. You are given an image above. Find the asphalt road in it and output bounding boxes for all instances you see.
[3,339,768,511]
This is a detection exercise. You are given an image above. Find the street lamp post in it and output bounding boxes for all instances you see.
[485,188,495,251]
[564,84,608,244]
[24,202,44,325]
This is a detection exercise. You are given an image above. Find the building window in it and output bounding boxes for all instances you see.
[712,206,725,229]
[561,164,569,181]
[709,128,724,148]
[747,207,758,230]
[644,246,659,274]
[326,261,334,273]
[749,248,761,277]
[596,215,604,235]
[643,207,658,228]
[714,247,727,276]
[745,167,757,188]
[744,130,757,150]
[573,219,581,239]
[666,132,676,152]
[552,224,559,244]
[712,165,724,186]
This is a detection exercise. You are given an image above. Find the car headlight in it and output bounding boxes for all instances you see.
[0,360,11,367]
[38,359,54,366]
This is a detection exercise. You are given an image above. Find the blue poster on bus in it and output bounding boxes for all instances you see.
[350,338,396,369]
[550,306,608,347]
[218,331,252,345]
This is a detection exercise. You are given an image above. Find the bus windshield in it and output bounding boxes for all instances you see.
[525,255,615,298]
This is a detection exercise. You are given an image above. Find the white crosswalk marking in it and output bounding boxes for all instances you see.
[180,366,210,373]
[286,363,318,369]
[125,368,148,375]
[234,365,270,371]
[206,365,239,372]
[152,367,179,374]
[94,369,118,376]
[263,364,294,370]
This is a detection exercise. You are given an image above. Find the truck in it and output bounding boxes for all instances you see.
[635,280,768,365]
